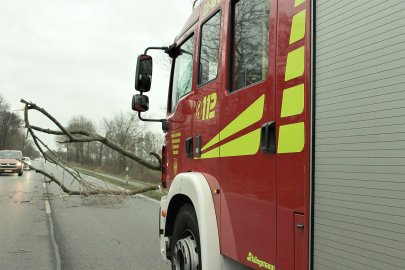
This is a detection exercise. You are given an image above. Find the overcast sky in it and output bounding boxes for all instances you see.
[0,0,192,149]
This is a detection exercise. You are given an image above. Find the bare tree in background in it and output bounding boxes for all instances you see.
[0,95,39,156]
[0,96,11,149]
[61,116,96,164]
[102,112,144,170]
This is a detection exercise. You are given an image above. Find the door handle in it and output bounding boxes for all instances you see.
[260,121,276,154]
[185,137,193,158]
[296,223,304,229]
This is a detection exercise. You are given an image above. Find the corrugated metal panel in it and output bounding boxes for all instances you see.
[313,0,405,269]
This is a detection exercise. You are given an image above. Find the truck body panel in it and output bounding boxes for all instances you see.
[312,1,405,269]
[149,0,405,269]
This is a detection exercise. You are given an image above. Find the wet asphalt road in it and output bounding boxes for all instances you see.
[0,161,171,270]
[0,167,53,269]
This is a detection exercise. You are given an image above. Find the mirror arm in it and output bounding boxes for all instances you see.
[137,111,169,132]
[137,111,165,123]
[143,44,179,58]
[144,46,169,55]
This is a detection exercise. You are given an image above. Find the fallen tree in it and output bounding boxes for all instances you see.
[21,99,163,197]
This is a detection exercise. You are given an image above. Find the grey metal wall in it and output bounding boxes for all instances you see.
[313,0,405,269]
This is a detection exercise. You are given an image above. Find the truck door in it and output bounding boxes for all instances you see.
[166,32,196,178]
[192,8,223,222]
[218,0,277,268]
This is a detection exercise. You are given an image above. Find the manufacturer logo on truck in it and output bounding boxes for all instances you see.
[247,252,275,270]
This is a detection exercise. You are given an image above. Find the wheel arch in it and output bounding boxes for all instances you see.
[165,194,193,238]
[163,172,222,269]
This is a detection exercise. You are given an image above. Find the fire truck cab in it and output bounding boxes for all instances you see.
[133,0,405,269]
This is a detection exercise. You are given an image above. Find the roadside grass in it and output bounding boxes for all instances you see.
[73,166,165,201]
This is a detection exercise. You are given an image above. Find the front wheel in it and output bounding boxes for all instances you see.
[18,171,23,176]
[170,204,201,270]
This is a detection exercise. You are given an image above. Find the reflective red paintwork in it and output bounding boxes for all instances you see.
[163,0,311,269]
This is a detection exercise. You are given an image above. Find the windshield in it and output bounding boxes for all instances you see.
[0,151,22,159]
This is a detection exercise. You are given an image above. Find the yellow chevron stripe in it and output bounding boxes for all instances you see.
[198,129,261,159]
[199,147,220,159]
[285,46,305,81]
[201,95,265,152]
[220,129,261,157]
[277,122,305,153]
[295,0,305,7]
[281,84,304,118]
[289,10,306,45]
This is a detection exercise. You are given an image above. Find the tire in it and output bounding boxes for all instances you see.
[170,204,201,270]
[18,171,23,176]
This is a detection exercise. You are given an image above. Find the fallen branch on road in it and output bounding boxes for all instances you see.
[20,99,162,198]
[29,164,159,196]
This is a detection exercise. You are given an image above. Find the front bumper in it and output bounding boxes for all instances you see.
[0,160,23,173]
[0,168,23,173]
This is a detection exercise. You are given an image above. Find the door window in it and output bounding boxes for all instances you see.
[198,11,221,85]
[231,0,270,91]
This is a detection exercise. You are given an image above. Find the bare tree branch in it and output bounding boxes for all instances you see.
[20,99,162,198]
[28,164,159,196]
[20,99,161,171]
[22,103,83,181]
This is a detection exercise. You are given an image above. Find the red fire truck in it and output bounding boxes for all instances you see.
[132,0,405,269]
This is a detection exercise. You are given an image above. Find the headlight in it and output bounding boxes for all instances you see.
[16,162,22,166]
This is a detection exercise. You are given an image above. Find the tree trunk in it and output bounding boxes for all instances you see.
[98,143,103,166]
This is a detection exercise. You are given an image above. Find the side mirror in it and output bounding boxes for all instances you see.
[135,54,153,92]
[132,94,149,112]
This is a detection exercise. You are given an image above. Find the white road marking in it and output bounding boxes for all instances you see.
[45,200,51,214]
[136,194,159,204]
[40,165,61,270]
